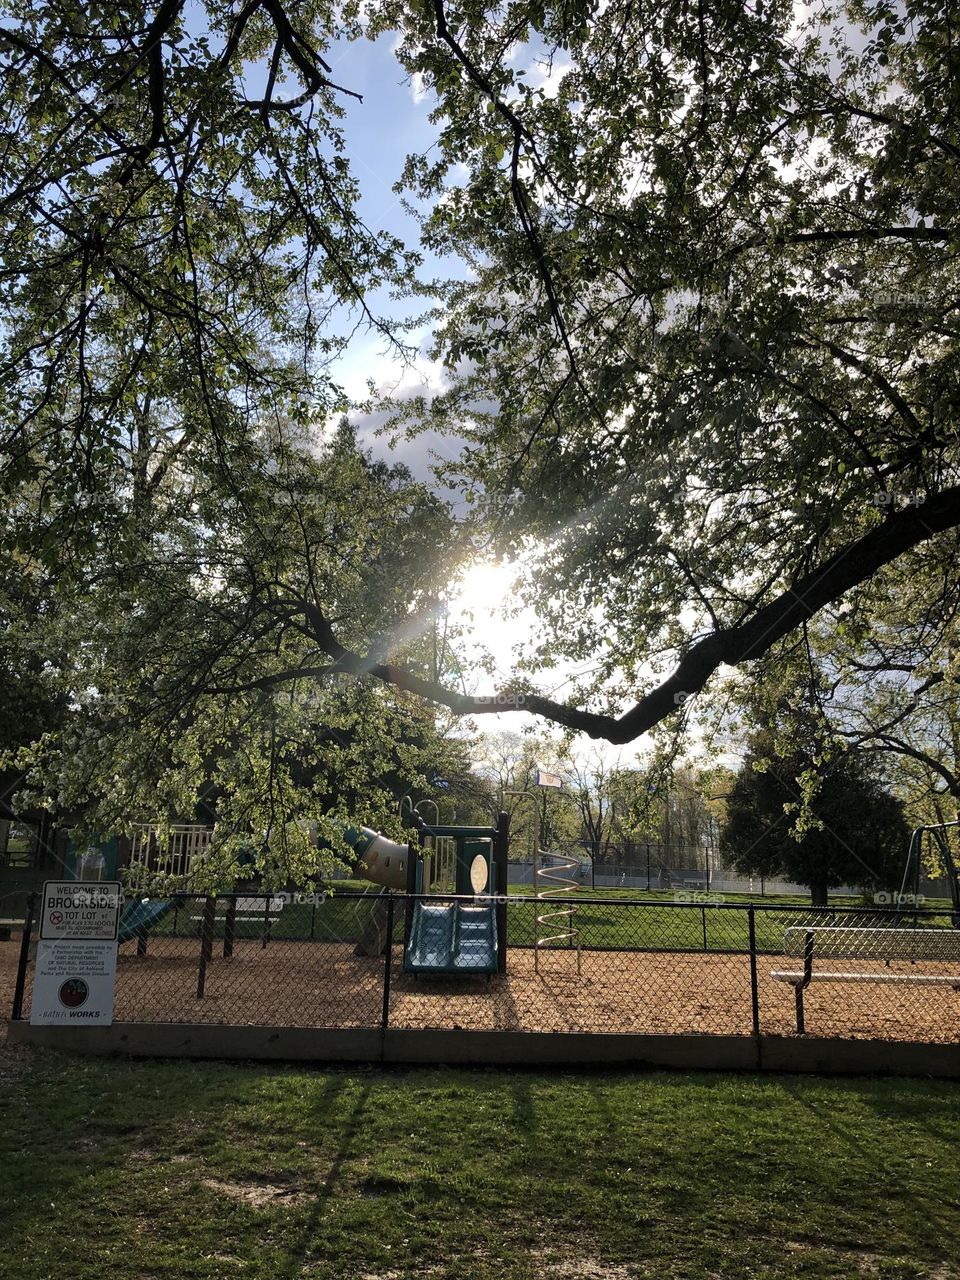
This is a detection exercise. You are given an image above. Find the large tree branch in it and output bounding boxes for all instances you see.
[728,225,955,263]
[288,487,960,744]
[857,734,960,797]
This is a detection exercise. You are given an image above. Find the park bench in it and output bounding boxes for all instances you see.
[190,895,285,948]
[771,925,960,1033]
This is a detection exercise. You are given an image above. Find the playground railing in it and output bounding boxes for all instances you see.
[7,893,960,1043]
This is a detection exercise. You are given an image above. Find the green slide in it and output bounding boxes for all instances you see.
[118,897,181,944]
[404,901,498,974]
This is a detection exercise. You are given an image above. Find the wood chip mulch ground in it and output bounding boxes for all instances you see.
[5,936,957,1045]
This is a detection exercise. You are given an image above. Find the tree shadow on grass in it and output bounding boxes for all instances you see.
[0,1053,359,1276]
[788,1079,960,1267]
[269,1078,374,1280]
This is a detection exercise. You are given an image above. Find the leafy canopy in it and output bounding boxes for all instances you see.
[377,0,960,740]
[720,734,910,904]
[2,0,959,860]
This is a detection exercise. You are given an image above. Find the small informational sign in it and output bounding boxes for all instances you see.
[31,940,119,1025]
[31,882,122,1026]
[39,881,122,941]
[535,768,563,789]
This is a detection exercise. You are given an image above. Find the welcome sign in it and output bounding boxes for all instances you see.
[39,881,122,941]
[31,881,122,1026]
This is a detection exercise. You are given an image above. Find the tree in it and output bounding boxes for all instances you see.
[0,569,67,759]
[6,422,468,886]
[560,744,620,865]
[656,766,722,868]
[472,729,577,859]
[810,552,960,827]
[710,533,960,875]
[372,0,960,741]
[558,746,717,868]
[0,0,416,532]
[0,560,70,824]
[5,0,960,801]
[720,741,910,906]
[0,0,453,875]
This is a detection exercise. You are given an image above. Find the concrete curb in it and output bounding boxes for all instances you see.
[8,1020,960,1077]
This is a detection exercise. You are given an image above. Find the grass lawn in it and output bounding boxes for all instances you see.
[146,883,956,957]
[2,1050,959,1279]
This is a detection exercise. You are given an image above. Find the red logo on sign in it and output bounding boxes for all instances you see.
[58,978,89,1009]
[49,911,63,926]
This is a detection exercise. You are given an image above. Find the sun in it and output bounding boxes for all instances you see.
[448,558,521,622]
[444,555,541,676]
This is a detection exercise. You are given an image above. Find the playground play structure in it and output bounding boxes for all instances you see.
[11,815,960,1068]
[340,786,582,976]
[113,815,509,971]
[113,778,586,977]
[344,811,508,975]
[114,812,513,972]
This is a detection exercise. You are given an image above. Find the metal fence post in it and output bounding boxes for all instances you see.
[381,895,395,1032]
[495,811,510,973]
[223,896,236,959]
[747,906,760,1036]
[197,895,216,999]
[11,892,36,1021]
[794,930,815,1035]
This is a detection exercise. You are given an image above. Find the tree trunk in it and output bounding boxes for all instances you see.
[354,896,391,957]
[810,880,829,908]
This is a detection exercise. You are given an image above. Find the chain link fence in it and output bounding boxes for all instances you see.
[6,892,960,1043]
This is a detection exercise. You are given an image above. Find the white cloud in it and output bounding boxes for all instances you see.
[525,54,572,99]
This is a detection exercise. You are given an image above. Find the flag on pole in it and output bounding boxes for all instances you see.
[535,768,563,789]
